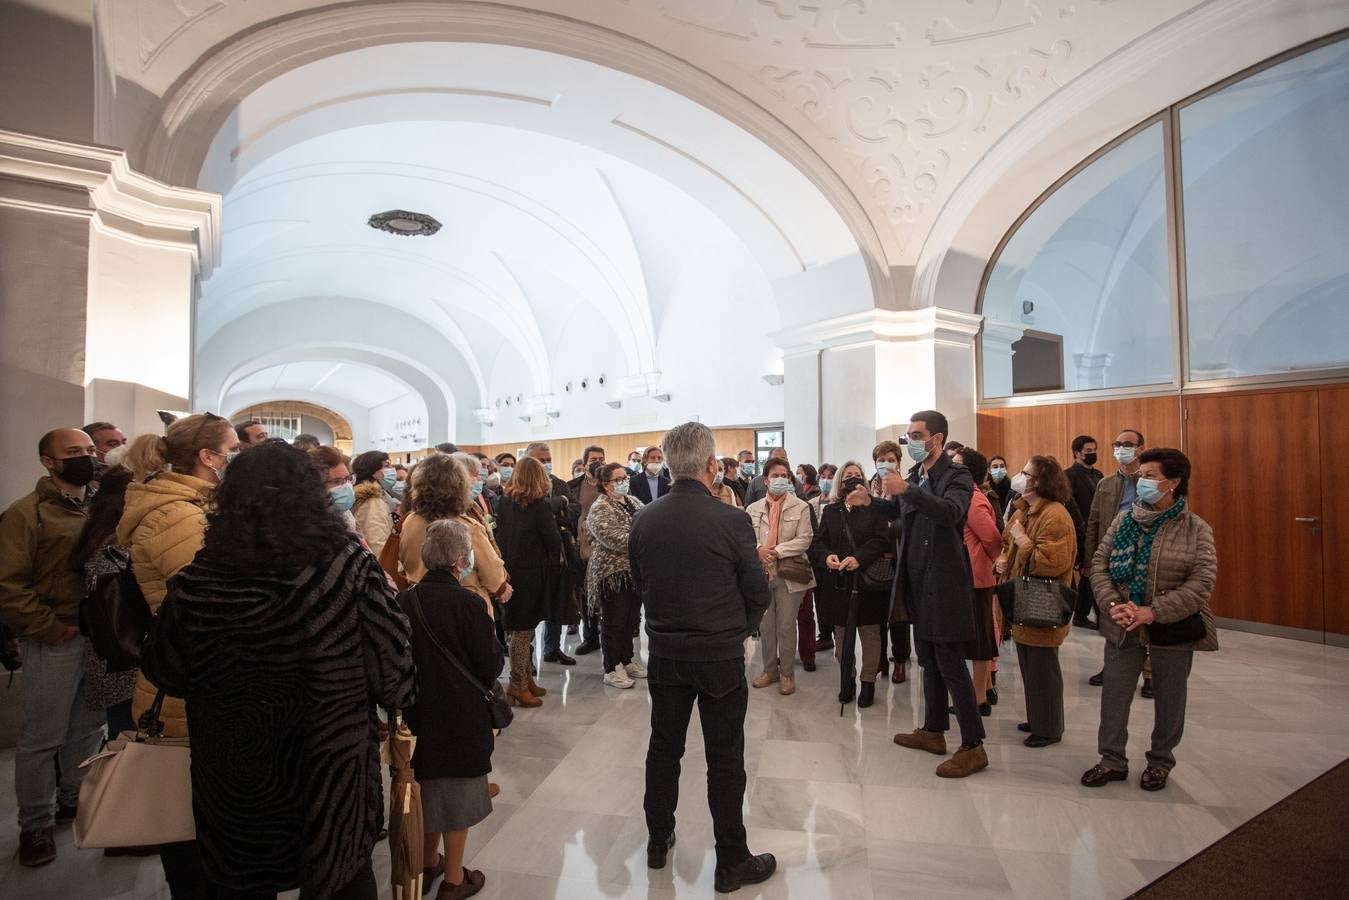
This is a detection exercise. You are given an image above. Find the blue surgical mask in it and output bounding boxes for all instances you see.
[330,483,356,512]
[990,466,1007,482]
[906,439,929,463]
[819,478,832,495]
[471,481,484,499]
[713,471,725,486]
[499,466,513,482]
[457,551,476,582]
[742,462,755,477]
[543,462,553,476]
[380,469,398,491]
[768,476,792,496]
[875,461,895,477]
[1136,477,1168,506]
[614,479,630,497]
[1114,446,1136,466]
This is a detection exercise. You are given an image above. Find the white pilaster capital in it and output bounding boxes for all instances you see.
[980,318,1026,351]
[772,307,983,355]
[0,130,221,276]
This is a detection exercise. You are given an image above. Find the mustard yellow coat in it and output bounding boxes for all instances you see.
[117,471,215,737]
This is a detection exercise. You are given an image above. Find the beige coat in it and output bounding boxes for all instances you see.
[352,482,394,557]
[117,471,215,737]
[399,511,507,616]
[746,493,815,590]
[999,498,1076,648]
[1091,505,1219,652]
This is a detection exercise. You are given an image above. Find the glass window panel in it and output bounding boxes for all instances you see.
[981,122,1172,398]
[1181,39,1349,380]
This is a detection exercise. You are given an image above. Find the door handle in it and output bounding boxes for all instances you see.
[1295,516,1320,535]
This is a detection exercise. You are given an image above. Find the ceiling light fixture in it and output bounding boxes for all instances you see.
[368,210,442,237]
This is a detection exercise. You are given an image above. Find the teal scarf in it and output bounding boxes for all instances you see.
[1107,498,1187,607]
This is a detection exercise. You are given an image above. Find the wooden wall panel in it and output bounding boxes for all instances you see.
[976,394,1182,473]
[1319,385,1349,637]
[464,428,759,469]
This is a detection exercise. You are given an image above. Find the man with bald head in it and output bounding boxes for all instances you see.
[0,428,108,867]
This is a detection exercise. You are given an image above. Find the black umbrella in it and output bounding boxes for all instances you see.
[838,571,860,716]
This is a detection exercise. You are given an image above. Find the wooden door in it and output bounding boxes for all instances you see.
[1320,386,1349,638]
[1184,391,1324,632]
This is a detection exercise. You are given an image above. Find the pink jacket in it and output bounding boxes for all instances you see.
[964,490,1002,589]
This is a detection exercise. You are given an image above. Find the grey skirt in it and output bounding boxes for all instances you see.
[421,774,492,833]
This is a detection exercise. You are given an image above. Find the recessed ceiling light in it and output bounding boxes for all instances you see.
[368,210,441,237]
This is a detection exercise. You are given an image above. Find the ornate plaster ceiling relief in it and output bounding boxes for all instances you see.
[136,0,225,68]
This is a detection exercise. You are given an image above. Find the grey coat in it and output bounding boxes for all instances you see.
[876,454,976,644]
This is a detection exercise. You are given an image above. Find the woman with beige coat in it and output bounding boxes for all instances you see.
[746,457,815,696]
[1083,447,1217,793]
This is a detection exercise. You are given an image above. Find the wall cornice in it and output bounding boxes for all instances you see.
[773,307,982,356]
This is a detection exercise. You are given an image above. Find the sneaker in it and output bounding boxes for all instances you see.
[624,660,648,679]
[604,665,635,689]
[714,852,777,893]
[751,672,779,689]
[936,743,989,778]
[19,827,56,868]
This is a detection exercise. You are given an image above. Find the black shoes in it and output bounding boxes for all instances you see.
[18,827,56,867]
[567,624,579,635]
[543,650,576,666]
[986,687,998,705]
[802,660,817,672]
[1081,764,1127,788]
[647,833,676,869]
[1073,617,1099,630]
[1023,735,1061,748]
[1140,765,1169,791]
[858,681,875,708]
[714,852,777,893]
[574,639,600,656]
[1141,679,1155,699]
[978,702,992,717]
[816,637,834,651]
[838,681,856,704]
[1089,671,1104,687]
[55,801,78,823]
[1017,722,1032,733]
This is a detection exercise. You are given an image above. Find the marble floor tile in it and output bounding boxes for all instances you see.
[868,840,1012,899]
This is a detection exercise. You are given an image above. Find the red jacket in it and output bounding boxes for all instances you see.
[963,490,1002,590]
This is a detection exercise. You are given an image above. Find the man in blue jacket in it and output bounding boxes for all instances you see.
[629,422,777,894]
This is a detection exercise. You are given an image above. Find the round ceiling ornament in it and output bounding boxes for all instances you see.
[367,209,441,237]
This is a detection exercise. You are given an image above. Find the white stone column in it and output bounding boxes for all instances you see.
[980,318,1025,400]
[0,130,218,499]
[1073,352,1113,391]
[782,349,821,467]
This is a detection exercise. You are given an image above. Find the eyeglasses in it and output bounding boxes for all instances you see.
[608,476,629,486]
[325,474,354,488]
[1112,441,1140,449]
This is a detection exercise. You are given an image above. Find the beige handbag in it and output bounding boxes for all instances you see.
[73,691,194,848]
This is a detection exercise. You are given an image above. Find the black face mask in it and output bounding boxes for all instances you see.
[1083,452,1098,466]
[56,455,97,487]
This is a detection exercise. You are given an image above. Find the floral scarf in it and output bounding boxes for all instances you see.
[1107,497,1187,607]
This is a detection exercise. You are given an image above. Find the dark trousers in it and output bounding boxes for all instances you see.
[160,840,209,899]
[600,585,641,672]
[1015,642,1064,739]
[644,655,750,868]
[889,621,912,661]
[584,608,602,644]
[212,862,377,899]
[106,699,135,737]
[1099,637,1193,772]
[797,591,817,664]
[916,638,986,747]
[1074,576,1097,623]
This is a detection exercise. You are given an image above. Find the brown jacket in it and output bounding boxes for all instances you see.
[399,511,507,614]
[1091,505,1219,652]
[0,478,90,643]
[1000,498,1076,648]
[1084,469,1136,574]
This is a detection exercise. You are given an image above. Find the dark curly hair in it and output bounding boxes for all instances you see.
[352,450,390,483]
[200,440,351,575]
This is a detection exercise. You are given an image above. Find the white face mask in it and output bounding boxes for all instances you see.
[646,462,663,477]
[1010,472,1030,496]
[1114,445,1137,466]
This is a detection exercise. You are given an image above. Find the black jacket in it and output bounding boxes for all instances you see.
[397,572,503,779]
[1066,463,1102,565]
[495,494,565,631]
[630,471,671,505]
[808,500,893,627]
[875,454,976,644]
[629,479,770,661]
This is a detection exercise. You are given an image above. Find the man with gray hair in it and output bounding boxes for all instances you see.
[629,422,776,893]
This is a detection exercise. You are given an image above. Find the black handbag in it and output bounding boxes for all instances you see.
[408,587,513,731]
[81,545,152,672]
[1148,611,1206,646]
[839,511,894,591]
[998,576,1076,630]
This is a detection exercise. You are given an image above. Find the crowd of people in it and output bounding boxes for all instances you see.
[0,409,1218,897]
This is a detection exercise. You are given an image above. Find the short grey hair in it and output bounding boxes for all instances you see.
[451,451,484,478]
[524,441,550,456]
[422,518,473,573]
[662,422,716,480]
[831,459,869,501]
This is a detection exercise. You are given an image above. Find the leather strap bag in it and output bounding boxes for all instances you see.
[1148,611,1206,646]
[999,576,1076,630]
[73,690,194,848]
[408,586,513,731]
[379,524,409,593]
[80,545,152,672]
[839,510,895,591]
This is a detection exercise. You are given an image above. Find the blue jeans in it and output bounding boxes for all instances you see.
[542,620,562,654]
[15,636,107,831]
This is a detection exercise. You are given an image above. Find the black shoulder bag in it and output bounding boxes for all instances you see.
[82,545,153,672]
[407,586,513,730]
[839,507,895,592]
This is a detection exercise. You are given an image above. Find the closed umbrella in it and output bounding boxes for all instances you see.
[838,572,860,717]
[386,714,424,900]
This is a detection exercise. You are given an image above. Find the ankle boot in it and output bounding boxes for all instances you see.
[506,683,542,708]
[858,681,875,708]
[527,679,547,697]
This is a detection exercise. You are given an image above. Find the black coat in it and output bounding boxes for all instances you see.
[629,479,770,661]
[808,500,893,627]
[141,542,415,898]
[397,573,503,779]
[630,471,671,505]
[875,454,976,644]
[495,494,565,631]
[1066,463,1102,565]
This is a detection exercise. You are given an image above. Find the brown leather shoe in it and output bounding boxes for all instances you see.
[936,743,989,778]
[893,728,947,755]
[752,671,779,689]
[19,827,56,867]
[437,868,486,899]
[778,675,796,695]
[422,853,443,895]
[1140,766,1169,792]
[527,679,547,697]
[1081,764,1127,788]
[891,663,906,684]
[506,684,542,708]
[488,782,500,799]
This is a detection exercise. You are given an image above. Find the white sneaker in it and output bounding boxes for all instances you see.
[624,660,648,679]
[604,665,635,689]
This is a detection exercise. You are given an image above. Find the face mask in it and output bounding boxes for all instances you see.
[499,466,513,482]
[819,478,832,495]
[1136,477,1169,505]
[614,480,630,497]
[646,463,662,477]
[1114,446,1136,466]
[380,469,399,491]
[330,483,356,512]
[876,461,895,477]
[713,471,725,486]
[768,476,792,496]
[906,438,930,463]
[1082,452,1098,467]
[457,551,476,582]
[990,466,1007,482]
[573,470,586,480]
[741,462,755,477]
[471,481,484,499]
[543,462,553,476]
[628,460,640,472]
[56,455,97,487]
[1010,472,1029,496]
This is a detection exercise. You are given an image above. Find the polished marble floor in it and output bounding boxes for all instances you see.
[4,625,1349,899]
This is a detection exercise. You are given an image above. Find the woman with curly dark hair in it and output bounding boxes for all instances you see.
[140,440,417,899]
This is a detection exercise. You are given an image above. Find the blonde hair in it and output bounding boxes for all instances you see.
[123,413,232,481]
[830,459,869,502]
